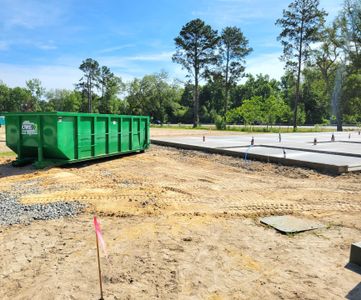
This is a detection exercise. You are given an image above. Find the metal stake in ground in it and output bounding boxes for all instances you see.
[251,137,254,146]
[279,133,281,143]
[94,216,104,300]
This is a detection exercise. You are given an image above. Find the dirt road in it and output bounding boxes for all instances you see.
[0,128,360,299]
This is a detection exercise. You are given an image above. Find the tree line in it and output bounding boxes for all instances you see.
[0,0,360,131]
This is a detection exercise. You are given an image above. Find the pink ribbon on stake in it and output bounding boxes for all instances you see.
[93,216,108,257]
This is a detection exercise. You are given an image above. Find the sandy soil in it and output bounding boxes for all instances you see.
[0,128,361,299]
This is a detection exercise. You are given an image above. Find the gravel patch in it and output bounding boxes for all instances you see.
[0,191,85,226]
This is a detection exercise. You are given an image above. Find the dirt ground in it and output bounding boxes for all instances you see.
[0,127,361,299]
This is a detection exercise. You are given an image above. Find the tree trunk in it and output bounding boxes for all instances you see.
[336,109,343,131]
[293,20,304,130]
[224,48,230,121]
[293,67,301,129]
[335,71,343,132]
[88,78,92,113]
[193,70,199,128]
[332,65,344,131]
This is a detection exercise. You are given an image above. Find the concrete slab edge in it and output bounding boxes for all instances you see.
[151,139,348,175]
[259,144,361,158]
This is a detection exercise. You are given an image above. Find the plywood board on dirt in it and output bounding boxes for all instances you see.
[260,215,325,234]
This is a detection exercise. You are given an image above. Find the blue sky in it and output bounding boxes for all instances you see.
[0,0,342,90]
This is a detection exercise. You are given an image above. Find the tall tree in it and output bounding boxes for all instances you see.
[45,89,82,112]
[276,0,326,129]
[77,58,100,113]
[337,0,361,70]
[9,87,34,112]
[26,78,45,107]
[99,66,112,99]
[126,72,181,123]
[309,25,340,125]
[98,66,124,114]
[218,26,252,119]
[331,0,361,130]
[311,25,340,95]
[0,81,10,112]
[172,18,219,127]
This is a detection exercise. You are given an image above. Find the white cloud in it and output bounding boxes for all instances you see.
[97,44,135,54]
[34,40,57,50]
[0,62,143,90]
[127,52,173,62]
[0,63,81,90]
[96,51,173,70]
[192,0,343,28]
[192,0,285,27]
[246,52,284,80]
[0,0,69,30]
[0,51,285,91]
[0,38,58,51]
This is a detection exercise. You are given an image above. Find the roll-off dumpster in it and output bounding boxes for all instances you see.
[4,112,150,168]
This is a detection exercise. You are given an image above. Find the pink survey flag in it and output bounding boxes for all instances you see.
[93,216,108,257]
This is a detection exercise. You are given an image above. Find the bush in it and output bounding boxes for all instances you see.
[214,114,226,130]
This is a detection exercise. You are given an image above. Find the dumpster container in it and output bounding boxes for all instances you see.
[4,112,150,168]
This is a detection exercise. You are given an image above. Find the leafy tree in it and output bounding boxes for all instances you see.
[276,0,327,129]
[98,66,125,114]
[263,95,289,126]
[330,0,361,130]
[126,72,183,123]
[226,95,289,126]
[231,74,281,109]
[226,106,243,124]
[179,83,194,123]
[337,0,361,70]
[199,73,224,122]
[0,81,10,112]
[239,96,263,125]
[99,66,112,98]
[302,67,330,124]
[218,26,252,117]
[311,25,340,95]
[26,78,45,105]
[8,87,34,112]
[45,89,83,112]
[341,71,361,122]
[172,18,219,127]
[77,58,100,113]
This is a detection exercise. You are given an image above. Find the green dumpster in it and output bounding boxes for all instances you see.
[4,112,150,168]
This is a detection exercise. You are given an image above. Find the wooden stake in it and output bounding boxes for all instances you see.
[96,232,104,300]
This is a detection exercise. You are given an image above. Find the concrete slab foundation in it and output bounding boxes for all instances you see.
[151,131,361,174]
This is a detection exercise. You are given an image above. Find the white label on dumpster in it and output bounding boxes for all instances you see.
[21,120,38,135]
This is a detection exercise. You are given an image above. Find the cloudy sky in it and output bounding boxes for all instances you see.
[0,0,343,90]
